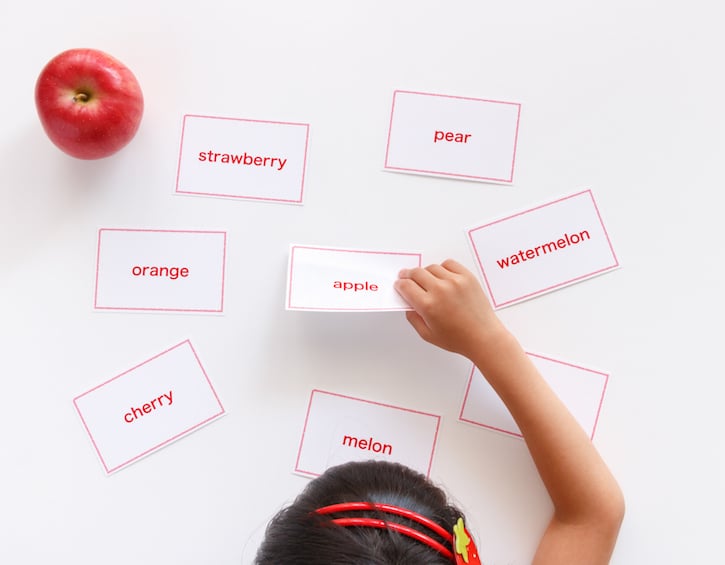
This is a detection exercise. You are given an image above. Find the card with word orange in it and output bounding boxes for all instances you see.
[93,228,227,313]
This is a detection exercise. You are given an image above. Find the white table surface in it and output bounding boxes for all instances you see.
[1,2,722,563]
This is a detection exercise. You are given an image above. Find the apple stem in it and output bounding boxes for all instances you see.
[73,91,91,104]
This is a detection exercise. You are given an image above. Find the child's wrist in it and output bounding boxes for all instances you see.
[466,326,518,368]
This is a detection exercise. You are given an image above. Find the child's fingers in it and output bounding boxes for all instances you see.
[404,310,432,342]
[423,263,455,279]
[398,265,441,291]
[394,278,425,308]
[440,258,469,275]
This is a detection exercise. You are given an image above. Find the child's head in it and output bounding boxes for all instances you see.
[254,460,468,564]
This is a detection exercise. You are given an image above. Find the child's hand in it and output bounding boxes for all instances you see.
[394,259,508,360]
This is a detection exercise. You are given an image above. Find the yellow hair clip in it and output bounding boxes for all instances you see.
[453,517,481,564]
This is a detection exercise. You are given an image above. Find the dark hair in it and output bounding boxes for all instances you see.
[254,460,464,564]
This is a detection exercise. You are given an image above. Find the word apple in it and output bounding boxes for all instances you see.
[35,48,144,159]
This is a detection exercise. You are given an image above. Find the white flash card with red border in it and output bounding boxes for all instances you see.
[175,113,310,204]
[467,190,619,309]
[459,353,609,440]
[73,340,225,474]
[286,244,422,311]
[93,228,227,313]
[294,390,441,479]
[384,90,521,183]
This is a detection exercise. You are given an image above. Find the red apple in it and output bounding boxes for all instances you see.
[35,48,144,159]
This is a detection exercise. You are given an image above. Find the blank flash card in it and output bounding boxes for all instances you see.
[460,352,609,440]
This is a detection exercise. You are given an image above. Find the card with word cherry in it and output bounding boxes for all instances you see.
[73,340,225,474]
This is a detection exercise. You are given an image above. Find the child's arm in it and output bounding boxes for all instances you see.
[394,259,624,565]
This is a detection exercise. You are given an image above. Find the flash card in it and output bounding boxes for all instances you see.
[384,90,521,183]
[73,340,225,474]
[286,244,421,311]
[294,390,441,478]
[175,114,310,204]
[460,352,609,440]
[467,190,619,308]
[93,228,226,313]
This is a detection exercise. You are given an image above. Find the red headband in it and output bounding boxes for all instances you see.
[314,502,481,564]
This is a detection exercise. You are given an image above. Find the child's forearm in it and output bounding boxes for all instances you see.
[395,260,623,560]
[470,330,624,527]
